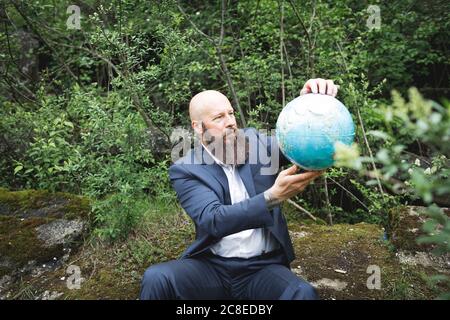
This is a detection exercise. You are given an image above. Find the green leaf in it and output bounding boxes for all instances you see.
[64,121,74,128]
[376,149,390,164]
[367,130,391,140]
[14,165,23,174]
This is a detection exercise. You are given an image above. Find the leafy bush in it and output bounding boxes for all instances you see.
[1,0,449,243]
[335,88,450,299]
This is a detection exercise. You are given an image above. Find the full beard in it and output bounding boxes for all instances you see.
[202,126,249,165]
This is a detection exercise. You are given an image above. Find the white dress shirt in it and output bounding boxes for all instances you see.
[203,144,280,258]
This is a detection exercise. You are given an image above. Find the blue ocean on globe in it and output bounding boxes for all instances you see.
[275,94,355,170]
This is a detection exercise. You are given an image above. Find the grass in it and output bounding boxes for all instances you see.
[63,195,195,299]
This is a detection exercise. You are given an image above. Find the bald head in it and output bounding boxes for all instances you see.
[188,90,242,163]
[189,90,232,122]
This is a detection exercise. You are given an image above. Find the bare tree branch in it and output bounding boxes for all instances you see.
[9,0,83,86]
[327,177,371,212]
[334,40,385,196]
[279,0,285,108]
[324,176,333,225]
[287,199,317,221]
[288,0,315,78]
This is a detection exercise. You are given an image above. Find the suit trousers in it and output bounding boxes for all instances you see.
[140,249,318,300]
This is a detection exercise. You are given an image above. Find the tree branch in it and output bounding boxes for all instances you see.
[279,0,285,108]
[10,0,82,87]
[287,199,317,221]
[288,0,315,78]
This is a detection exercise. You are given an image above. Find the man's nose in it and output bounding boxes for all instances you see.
[225,114,237,128]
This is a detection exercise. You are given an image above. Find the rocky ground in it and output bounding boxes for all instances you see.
[0,188,448,300]
[0,188,91,299]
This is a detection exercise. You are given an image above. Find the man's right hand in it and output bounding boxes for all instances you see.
[266,165,324,204]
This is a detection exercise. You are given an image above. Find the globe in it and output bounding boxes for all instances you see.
[275,94,355,170]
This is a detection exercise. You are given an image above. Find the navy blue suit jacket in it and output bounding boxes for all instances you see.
[169,128,295,264]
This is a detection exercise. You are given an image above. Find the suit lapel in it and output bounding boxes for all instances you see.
[237,163,256,197]
[194,144,257,202]
[194,145,231,204]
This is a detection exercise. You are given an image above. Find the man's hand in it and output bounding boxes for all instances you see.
[300,78,338,97]
[265,165,324,206]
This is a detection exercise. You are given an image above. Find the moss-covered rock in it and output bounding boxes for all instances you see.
[387,205,450,252]
[289,222,445,299]
[2,208,193,300]
[0,188,90,220]
[0,188,91,280]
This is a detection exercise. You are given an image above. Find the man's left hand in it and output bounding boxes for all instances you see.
[300,78,338,97]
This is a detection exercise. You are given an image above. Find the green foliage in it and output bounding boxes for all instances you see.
[0,1,449,249]
[1,84,177,239]
[417,205,450,300]
[335,89,450,299]
[92,192,146,241]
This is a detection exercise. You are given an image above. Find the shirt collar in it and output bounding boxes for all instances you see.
[201,143,235,171]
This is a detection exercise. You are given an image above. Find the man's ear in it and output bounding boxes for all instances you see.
[192,120,203,136]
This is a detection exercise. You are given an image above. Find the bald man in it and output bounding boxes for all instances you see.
[140,78,338,300]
